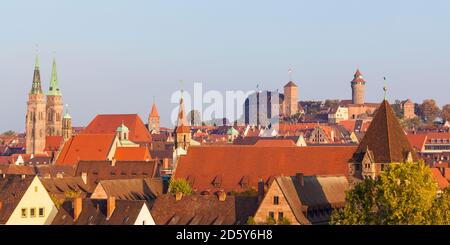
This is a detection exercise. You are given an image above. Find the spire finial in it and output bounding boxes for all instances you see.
[383,77,388,100]
[152,96,156,104]
[288,68,293,81]
[34,43,40,69]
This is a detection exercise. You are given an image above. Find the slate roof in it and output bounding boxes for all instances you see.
[151,194,258,225]
[353,100,419,163]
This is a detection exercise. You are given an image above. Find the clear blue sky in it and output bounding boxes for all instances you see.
[1,0,449,131]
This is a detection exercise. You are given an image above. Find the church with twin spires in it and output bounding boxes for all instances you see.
[25,56,72,154]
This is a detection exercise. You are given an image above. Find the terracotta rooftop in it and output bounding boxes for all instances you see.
[55,134,116,166]
[75,160,159,187]
[174,145,356,193]
[274,175,349,224]
[44,135,64,152]
[41,176,94,200]
[51,198,147,225]
[151,194,258,225]
[149,103,159,118]
[82,114,151,143]
[353,100,419,163]
[430,168,449,190]
[114,147,151,162]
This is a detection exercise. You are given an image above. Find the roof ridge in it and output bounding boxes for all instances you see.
[385,101,393,162]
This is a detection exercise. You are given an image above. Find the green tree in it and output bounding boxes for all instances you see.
[169,177,193,195]
[266,216,276,225]
[324,99,340,109]
[246,216,256,225]
[277,217,292,225]
[331,162,449,225]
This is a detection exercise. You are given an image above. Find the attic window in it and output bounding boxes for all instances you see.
[110,171,116,176]
[212,175,222,188]
[240,176,249,188]
[143,172,149,176]
[92,170,98,175]
[121,171,127,176]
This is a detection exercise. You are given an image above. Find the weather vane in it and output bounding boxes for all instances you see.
[288,68,293,81]
[383,77,388,100]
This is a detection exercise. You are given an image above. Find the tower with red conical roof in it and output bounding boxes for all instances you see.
[351,69,366,105]
[148,102,160,134]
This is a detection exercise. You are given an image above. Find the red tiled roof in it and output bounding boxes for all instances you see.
[254,139,297,147]
[114,147,151,161]
[174,145,356,193]
[425,132,450,144]
[406,134,427,152]
[430,168,449,190]
[44,136,64,151]
[82,114,151,143]
[55,134,116,166]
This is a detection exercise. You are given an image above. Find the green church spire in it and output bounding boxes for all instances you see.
[30,55,43,94]
[48,57,61,96]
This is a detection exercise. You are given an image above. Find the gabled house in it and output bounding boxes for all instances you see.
[0,175,58,225]
[253,174,348,225]
[90,178,163,208]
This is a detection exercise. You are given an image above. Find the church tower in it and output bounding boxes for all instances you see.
[174,92,191,150]
[351,69,366,105]
[62,106,72,141]
[148,101,160,134]
[283,81,298,116]
[46,57,64,136]
[25,56,47,154]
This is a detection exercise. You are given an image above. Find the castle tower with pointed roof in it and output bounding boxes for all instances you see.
[351,69,366,105]
[148,102,160,134]
[46,57,64,136]
[350,99,419,179]
[26,56,47,154]
[283,81,298,116]
[174,93,191,150]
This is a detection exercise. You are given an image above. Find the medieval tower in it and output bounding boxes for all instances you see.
[174,92,191,150]
[351,69,366,105]
[283,81,298,116]
[62,107,72,141]
[25,56,47,154]
[46,57,64,136]
[148,102,160,134]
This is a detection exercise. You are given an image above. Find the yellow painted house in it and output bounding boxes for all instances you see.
[0,175,58,225]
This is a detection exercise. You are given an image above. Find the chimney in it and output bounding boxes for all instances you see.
[56,172,63,178]
[257,178,265,203]
[2,173,5,179]
[217,191,226,202]
[73,197,82,221]
[81,172,87,185]
[111,157,116,167]
[175,192,183,201]
[107,196,116,220]
[21,174,26,180]
[296,173,304,187]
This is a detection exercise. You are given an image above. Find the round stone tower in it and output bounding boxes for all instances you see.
[351,69,366,105]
